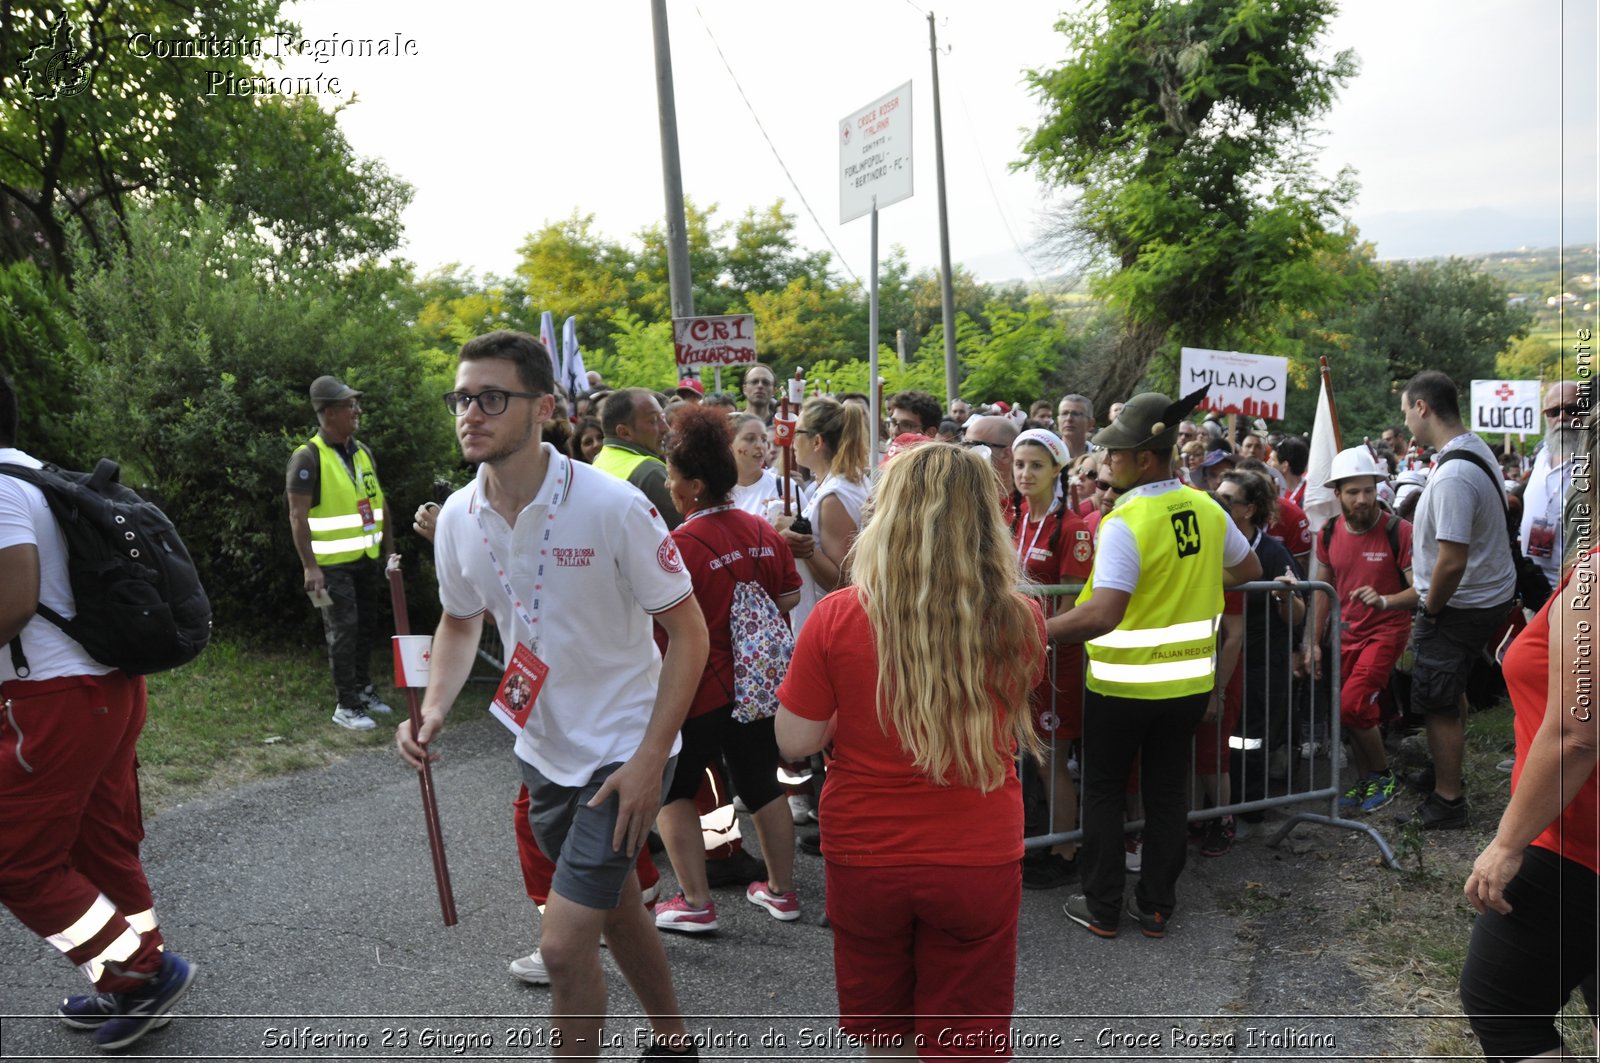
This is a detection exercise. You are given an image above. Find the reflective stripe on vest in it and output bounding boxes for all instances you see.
[307,434,384,564]
[1078,487,1226,699]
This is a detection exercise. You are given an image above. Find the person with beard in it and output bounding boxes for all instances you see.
[1305,448,1416,813]
[1519,380,1585,602]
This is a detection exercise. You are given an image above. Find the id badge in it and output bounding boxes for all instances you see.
[357,497,377,534]
[489,642,550,736]
[1527,518,1555,559]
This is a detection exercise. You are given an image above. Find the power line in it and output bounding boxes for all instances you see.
[693,6,860,284]
[943,48,1048,288]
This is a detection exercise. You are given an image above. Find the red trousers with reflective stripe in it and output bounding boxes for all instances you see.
[0,672,163,990]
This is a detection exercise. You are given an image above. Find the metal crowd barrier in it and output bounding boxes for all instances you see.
[1021,579,1400,870]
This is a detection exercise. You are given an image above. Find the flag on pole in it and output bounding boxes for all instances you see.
[1302,360,1344,575]
[538,311,561,383]
[561,316,588,397]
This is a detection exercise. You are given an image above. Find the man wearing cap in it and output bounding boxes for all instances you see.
[1304,447,1416,813]
[1048,390,1261,939]
[286,375,394,731]
[675,378,705,405]
[595,388,681,530]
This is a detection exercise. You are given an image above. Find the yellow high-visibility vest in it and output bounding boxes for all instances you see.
[1078,486,1226,699]
[593,443,659,483]
[306,434,384,565]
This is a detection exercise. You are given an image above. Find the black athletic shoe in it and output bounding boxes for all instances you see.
[1126,897,1168,939]
[1396,791,1469,830]
[1022,852,1079,890]
[704,849,767,888]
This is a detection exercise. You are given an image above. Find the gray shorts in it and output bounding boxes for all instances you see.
[1410,601,1513,716]
[517,755,676,910]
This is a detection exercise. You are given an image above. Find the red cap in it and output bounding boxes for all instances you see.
[675,377,705,398]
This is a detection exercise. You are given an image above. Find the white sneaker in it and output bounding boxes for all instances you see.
[1123,834,1142,873]
[788,795,811,825]
[360,686,393,715]
[1299,739,1326,760]
[508,950,549,985]
[331,705,376,731]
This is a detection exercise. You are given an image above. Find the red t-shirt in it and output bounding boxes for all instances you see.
[1313,516,1414,643]
[778,587,1045,866]
[1271,495,1312,559]
[1503,557,1600,875]
[660,505,802,717]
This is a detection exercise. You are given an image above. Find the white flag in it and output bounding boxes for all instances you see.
[538,311,561,383]
[562,316,588,398]
[1302,372,1343,577]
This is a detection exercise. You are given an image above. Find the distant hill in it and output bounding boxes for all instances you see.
[1360,207,1597,262]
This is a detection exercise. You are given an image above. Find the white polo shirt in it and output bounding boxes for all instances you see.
[0,448,112,682]
[433,444,692,786]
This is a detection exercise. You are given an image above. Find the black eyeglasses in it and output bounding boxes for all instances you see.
[960,438,1003,450]
[443,389,543,416]
[1217,495,1245,508]
[1545,405,1585,418]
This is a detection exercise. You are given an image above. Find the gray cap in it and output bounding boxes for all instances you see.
[309,375,361,410]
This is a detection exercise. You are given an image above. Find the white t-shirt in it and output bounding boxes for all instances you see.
[789,472,870,635]
[432,444,693,786]
[1089,480,1252,593]
[0,449,112,682]
[731,469,783,516]
[1519,443,1569,588]
[1412,433,1518,608]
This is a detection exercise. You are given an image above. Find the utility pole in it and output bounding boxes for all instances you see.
[928,12,958,405]
[652,0,695,364]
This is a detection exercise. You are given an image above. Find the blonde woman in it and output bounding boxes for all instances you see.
[728,413,783,515]
[773,396,869,634]
[776,443,1046,1060]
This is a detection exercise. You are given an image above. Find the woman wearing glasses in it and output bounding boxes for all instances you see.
[776,443,1045,1059]
[773,397,869,636]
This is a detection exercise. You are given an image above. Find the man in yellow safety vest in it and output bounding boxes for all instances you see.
[1048,387,1260,939]
[286,375,394,731]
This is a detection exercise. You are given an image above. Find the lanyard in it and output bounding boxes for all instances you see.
[1017,498,1057,564]
[681,502,737,524]
[473,455,570,656]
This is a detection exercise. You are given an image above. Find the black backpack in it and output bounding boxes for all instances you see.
[1,459,212,677]
[1432,448,1547,610]
[1319,513,1409,589]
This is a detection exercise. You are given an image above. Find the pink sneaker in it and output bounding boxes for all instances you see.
[745,881,801,922]
[654,893,718,934]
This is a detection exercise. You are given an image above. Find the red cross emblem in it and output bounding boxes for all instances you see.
[1495,383,1514,401]
[421,650,431,663]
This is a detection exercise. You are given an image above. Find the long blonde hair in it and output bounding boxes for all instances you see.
[799,396,869,484]
[849,443,1044,790]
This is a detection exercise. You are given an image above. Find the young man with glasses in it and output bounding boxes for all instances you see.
[741,364,776,425]
[886,389,941,439]
[286,375,394,731]
[398,330,709,1060]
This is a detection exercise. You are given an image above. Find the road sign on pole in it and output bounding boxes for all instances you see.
[839,82,913,225]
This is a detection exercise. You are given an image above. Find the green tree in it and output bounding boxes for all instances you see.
[1354,258,1532,391]
[1020,0,1359,405]
[0,258,89,463]
[69,202,457,633]
[0,2,411,273]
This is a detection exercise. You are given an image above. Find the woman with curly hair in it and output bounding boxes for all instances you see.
[649,406,804,934]
[777,443,1045,1059]
[566,416,604,464]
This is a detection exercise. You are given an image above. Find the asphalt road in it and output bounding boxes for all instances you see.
[0,714,1400,1061]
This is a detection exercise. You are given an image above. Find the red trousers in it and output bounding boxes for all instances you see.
[0,672,165,991]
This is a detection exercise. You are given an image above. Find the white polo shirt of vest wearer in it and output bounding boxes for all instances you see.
[433,443,692,787]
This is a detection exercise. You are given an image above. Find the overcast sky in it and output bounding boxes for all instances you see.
[277,0,1597,282]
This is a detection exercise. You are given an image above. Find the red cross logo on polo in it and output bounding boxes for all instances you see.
[1495,383,1514,402]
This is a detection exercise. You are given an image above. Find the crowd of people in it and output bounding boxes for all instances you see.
[2,328,1594,1059]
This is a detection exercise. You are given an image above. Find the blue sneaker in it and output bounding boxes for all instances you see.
[1360,771,1400,813]
[92,952,196,1051]
[58,992,174,1031]
[1339,776,1374,813]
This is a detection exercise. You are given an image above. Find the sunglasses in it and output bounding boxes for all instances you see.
[1545,405,1585,418]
